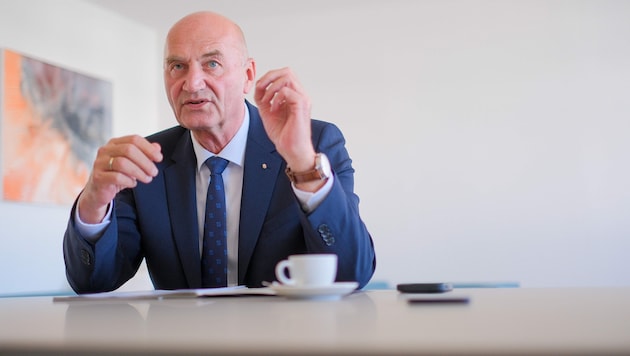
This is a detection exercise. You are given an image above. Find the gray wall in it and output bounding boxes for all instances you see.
[233,0,630,287]
[1,0,628,295]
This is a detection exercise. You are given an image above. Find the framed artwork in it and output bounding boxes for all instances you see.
[1,49,112,205]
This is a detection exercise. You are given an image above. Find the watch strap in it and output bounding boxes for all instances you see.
[285,153,329,184]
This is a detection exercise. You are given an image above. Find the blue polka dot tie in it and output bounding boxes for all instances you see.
[201,156,229,288]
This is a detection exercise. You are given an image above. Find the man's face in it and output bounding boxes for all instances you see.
[163,17,254,134]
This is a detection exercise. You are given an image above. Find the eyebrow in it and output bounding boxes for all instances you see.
[165,50,224,66]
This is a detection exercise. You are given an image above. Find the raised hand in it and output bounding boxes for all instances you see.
[78,135,162,224]
[254,67,316,173]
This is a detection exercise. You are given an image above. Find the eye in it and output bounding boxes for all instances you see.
[169,63,185,72]
[207,60,219,69]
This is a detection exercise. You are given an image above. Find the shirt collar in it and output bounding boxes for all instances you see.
[191,102,250,171]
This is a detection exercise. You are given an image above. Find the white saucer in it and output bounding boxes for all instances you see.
[269,282,359,300]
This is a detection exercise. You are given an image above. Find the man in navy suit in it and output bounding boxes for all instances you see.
[63,11,375,293]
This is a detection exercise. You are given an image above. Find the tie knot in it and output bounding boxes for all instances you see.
[205,156,229,175]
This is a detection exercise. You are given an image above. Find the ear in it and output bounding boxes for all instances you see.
[243,58,256,94]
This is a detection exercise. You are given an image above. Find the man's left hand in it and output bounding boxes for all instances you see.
[254,67,316,173]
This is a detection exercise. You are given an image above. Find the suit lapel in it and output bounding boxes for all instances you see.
[163,132,202,288]
[238,103,282,283]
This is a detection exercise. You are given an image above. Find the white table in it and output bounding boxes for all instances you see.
[1,287,629,355]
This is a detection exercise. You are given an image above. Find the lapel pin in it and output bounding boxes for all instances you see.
[262,163,268,169]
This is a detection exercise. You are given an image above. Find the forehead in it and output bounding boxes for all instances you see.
[165,15,244,60]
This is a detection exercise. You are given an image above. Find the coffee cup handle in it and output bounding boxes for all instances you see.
[275,259,295,286]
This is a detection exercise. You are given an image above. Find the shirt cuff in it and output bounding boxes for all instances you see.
[74,201,113,242]
[292,174,334,213]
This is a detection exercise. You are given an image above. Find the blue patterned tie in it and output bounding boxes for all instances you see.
[201,156,229,288]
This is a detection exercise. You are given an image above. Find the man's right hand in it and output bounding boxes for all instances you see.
[77,135,163,224]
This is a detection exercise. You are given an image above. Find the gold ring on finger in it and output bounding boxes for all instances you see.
[108,156,115,171]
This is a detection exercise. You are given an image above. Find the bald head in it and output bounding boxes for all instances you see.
[165,11,249,65]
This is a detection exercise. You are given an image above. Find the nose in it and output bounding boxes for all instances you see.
[182,64,206,92]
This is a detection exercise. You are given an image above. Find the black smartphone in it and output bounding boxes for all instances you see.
[396,283,453,293]
[406,295,470,304]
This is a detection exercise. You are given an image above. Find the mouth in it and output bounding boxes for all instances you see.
[184,98,211,107]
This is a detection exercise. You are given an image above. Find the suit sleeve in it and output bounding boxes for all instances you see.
[63,196,143,294]
[299,121,376,289]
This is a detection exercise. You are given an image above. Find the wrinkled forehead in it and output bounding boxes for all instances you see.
[164,13,247,60]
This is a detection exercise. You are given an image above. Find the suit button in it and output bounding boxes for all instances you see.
[317,224,336,246]
[80,249,92,266]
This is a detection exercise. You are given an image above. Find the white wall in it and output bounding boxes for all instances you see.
[0,0,159,295]
[1,0,629,295]
[228,0,630,287]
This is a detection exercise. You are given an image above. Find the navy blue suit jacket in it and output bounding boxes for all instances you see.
[64,101,375,293]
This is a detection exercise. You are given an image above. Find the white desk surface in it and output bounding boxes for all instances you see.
[1,287,629,355]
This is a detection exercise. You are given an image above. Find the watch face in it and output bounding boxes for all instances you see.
[318,153,332,178]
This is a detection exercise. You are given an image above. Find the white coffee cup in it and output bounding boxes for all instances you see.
[275,254,338,287]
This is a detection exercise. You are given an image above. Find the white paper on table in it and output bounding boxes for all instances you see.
[53,286,276,302]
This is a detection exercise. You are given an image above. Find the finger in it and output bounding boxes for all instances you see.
[106,136,162,183]
[258,80,303,113]
[92,152,137,188]
[268,86,294,113]
[254,67,287,95]
[111,135,163,163]
[255,68,303,105]
[255,77,283,107]
[106,155,152,184]
[82,157,139,214]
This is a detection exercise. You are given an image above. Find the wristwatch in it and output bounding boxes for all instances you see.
[285,153,331,184]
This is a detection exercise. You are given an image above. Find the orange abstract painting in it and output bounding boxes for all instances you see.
[1,49,112,205]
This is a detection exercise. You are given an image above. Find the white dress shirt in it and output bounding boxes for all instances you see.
[76,103,333,286]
